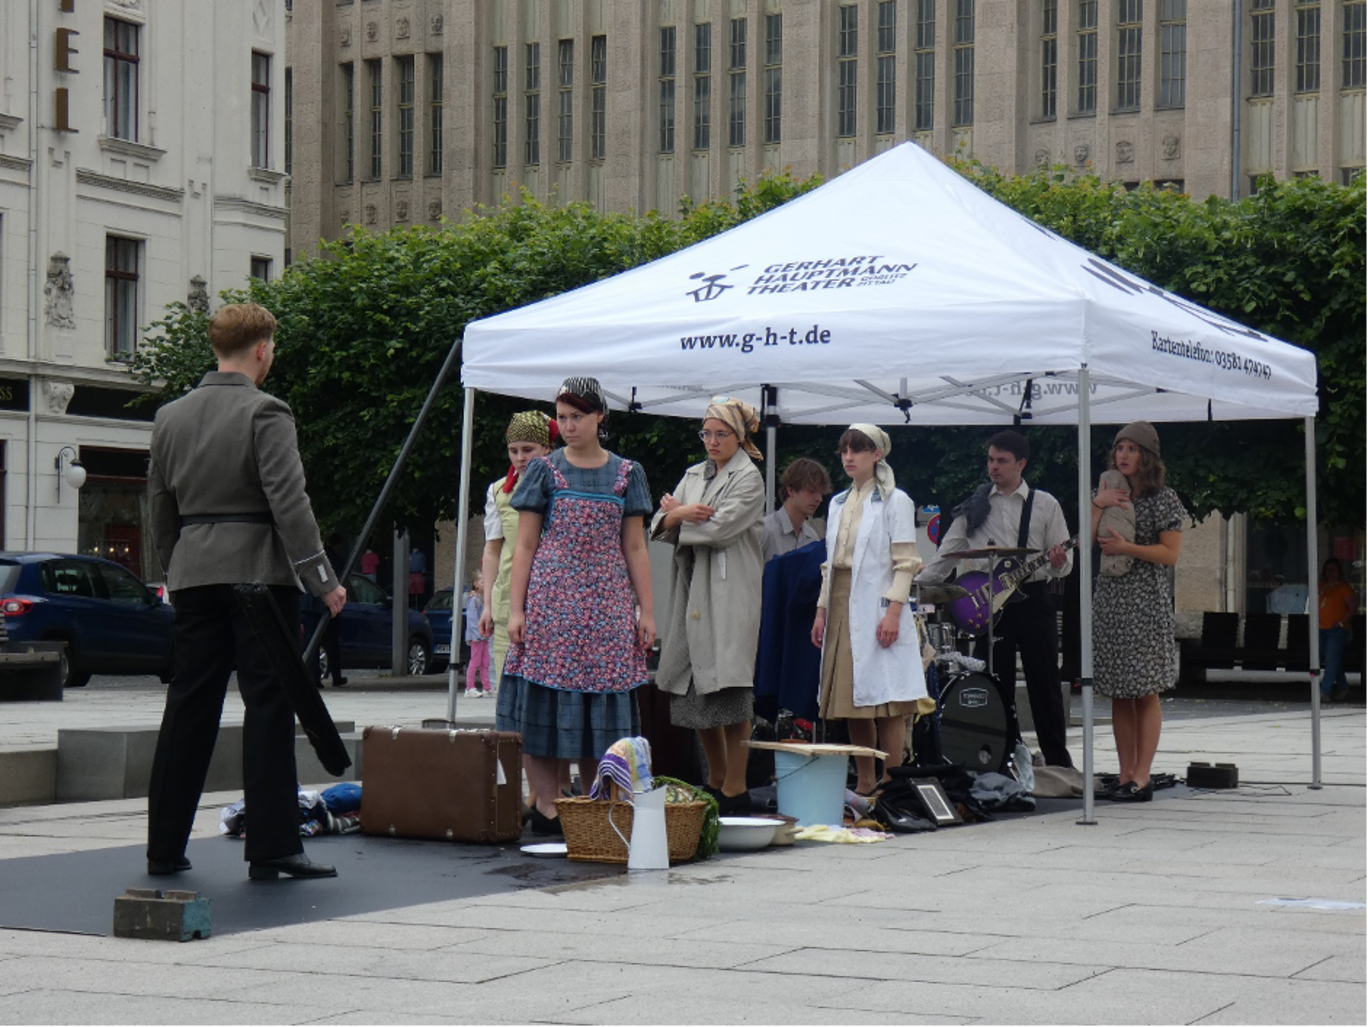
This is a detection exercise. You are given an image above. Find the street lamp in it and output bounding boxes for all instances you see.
[55,446,86,502]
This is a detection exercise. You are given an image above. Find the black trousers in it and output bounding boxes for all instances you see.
[146,584,304,864]
[980,586,1074,768]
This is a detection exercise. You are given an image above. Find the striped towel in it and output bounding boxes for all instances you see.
[589,736,654,801]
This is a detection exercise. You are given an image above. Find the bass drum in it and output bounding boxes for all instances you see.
[938,672,1014,773]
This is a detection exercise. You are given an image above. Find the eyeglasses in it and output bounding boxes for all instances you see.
[698,430,735,443]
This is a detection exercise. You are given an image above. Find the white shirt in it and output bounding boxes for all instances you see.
[918,479,1074,584]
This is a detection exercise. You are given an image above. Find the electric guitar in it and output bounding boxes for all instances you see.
[945,536,1080,636]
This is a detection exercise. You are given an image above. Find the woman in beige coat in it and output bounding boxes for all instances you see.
[651,398,766,815]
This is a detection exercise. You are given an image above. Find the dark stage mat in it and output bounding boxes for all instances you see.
[0,834,625,938]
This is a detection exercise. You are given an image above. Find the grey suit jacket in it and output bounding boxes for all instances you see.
[148,371,340,597]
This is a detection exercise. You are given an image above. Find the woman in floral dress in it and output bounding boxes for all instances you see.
[496,377,656,834]
[1091,421,1186,803]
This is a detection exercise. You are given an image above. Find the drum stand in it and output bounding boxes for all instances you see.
[979,550,1024,776]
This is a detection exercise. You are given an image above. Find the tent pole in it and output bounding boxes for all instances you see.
[766,426,776,515]
[1077,367,1096,825]
[447,387,478,723]
[1305,415,1322,789]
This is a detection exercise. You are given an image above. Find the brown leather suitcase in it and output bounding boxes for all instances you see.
[361,726,523,843]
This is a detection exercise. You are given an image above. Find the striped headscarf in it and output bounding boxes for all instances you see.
[704,397,763,461]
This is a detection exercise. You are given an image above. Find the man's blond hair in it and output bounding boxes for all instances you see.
[209,303,277,359]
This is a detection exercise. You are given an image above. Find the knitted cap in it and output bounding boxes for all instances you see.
[1114,420,1160,457]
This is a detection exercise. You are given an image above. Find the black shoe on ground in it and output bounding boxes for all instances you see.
[147,855,192,875]
[333,676,348,687]
[248,854,338,881]
[1330,688,1351,702]
[1110,780,1154,803]
[527,808,563,836]
[717,791,752,815]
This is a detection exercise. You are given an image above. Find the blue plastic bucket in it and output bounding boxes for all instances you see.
[774,749,848,826]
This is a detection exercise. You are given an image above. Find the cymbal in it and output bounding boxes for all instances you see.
[940,546,1038,559]
[913,583,969,604]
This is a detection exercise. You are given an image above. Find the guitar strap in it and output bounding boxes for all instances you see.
[1016,486,1036,549]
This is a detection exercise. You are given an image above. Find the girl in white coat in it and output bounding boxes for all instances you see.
[810,425,928,795]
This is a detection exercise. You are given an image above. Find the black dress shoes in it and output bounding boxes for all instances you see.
[147,855,192,875]
[717,791,753,816]
[527,808,563,836]
[1110,780,1154,803]
[248,853,338,881]
[333,676,348,687]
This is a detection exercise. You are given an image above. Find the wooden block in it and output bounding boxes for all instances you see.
[112,888,212,941]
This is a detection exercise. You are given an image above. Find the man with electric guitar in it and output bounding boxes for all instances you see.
[917,430,1076,768]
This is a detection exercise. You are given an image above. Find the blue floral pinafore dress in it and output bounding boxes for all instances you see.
[496,454,647,759]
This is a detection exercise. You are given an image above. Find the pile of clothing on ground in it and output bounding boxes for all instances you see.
[220,782,363,839]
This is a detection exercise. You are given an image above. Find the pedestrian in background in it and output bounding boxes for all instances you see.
[464,569,492,698]
[1318,558,1358,702]
[145,302,345,881]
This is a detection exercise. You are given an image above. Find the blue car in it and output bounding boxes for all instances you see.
[300,572,435,678]
[423,588,465,671]
[0,552,175,688]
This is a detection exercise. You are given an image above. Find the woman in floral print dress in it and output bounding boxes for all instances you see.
[1091,421,1186,804]
[496,377,656,835]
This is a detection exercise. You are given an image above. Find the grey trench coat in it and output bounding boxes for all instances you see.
[650,450,765,697]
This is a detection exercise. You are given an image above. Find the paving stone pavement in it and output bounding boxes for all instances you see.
[0,693,1362,1025]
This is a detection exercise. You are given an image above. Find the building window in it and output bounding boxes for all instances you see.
[914,0,935,130]
[251,52,271,168]
[1116,0,1142,112]
[1159,0,1186,107]
[1077,0,1098,113]
[764,14,782,143]
[493,47,508,169]
[1347,1,1367,88]
[428,54,444,175]
[340,64,355,183]
[693,23,711,150]
[558,40,574,162]
[103,18,140,141]
[525,42,541,166]
[1296,3,1322,93]
[284,68,293,175]
[1041,0,1058,119]
[366,59,383,178]
[953,0,975,127]
[729,18,747,147]
[1342,166,1365,184]
[1251,0,1275,98]
[876,2,896,134]
[659,27,676,154]
[250,257,272,281]
[105,237,140,360]
[396,55,415,177]
[590,35,607,159]
[837,5,858,138]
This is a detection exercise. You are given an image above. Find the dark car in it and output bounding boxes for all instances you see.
[423,587,466,671]
[301,572,435,678]
[0,552,175,688]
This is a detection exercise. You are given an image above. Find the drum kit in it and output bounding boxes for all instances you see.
[913,545,1039,776]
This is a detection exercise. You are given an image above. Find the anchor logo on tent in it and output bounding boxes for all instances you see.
[687,265,748,302]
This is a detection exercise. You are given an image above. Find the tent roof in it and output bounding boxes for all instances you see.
[462,142,1318,426]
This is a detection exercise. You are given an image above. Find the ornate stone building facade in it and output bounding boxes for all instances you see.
[0,1,288,572]
[285,0,1365,257]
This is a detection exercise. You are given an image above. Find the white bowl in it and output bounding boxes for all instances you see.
[717,816,782,851]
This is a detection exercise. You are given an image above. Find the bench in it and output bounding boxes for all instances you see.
[1179,611,1364,686]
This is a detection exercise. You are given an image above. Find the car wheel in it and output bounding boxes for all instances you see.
[407,637,431,676]
[315,647,329,682]
[55,645,89,688]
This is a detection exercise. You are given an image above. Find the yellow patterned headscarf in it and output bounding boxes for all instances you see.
[505,410,554,447]
[704,397,763,460]
[848,423,895,500]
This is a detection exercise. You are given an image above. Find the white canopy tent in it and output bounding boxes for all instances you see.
[455,142,1325,813]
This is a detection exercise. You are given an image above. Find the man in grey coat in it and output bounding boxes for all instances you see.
[145,302,347,881]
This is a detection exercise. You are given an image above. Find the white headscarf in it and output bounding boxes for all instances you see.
[848,423,896,501]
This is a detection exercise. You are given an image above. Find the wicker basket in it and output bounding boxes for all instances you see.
[556,793,707,864]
